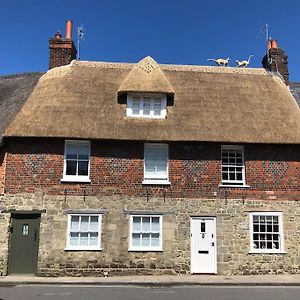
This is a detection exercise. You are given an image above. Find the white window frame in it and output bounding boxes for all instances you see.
[65,214,102,251]
[61,140,91,183]
[220,145,246,186]
[129,215,163,251]
[143,143,170,185]
[126,93,167,118]
[249,212,285,254]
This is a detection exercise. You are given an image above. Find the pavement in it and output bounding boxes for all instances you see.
[1,274,300,286]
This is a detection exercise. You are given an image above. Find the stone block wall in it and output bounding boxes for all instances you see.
[3,138,300,201]
[1,193,300,276]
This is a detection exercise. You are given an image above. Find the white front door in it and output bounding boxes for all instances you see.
[190,217,217,274]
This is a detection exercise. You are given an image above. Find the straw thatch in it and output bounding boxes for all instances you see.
[4,59,300,144]
[290,83,300,107]
[0,72,43,136]
[118,56,174,95]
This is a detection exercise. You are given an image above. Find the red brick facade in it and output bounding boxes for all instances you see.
[0,149,6,195]
[3,138,300,201]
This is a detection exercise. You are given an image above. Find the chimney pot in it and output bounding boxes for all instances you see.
[55,31,62,40]
[66,20,73,39]
[270,39,278,49]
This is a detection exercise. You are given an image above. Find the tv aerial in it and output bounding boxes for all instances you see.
[77,25,85,60]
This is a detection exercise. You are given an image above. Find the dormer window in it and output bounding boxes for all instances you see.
[126,93,167,119]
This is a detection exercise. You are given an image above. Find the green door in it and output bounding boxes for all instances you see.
[8,214,41,274]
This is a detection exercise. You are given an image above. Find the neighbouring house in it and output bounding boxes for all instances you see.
[0,21,299,276]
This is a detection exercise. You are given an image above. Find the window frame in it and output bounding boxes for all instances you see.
[143,143,170,185]
[129,215,163,251]
[126,93,167,119]
[220,145,246,187]
[65,214,102,251]
[249,212,285,254]
[61,140,91,183]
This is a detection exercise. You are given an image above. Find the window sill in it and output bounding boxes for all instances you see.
[249,251,286,254]
[142,180,171,185]
[128,248,163,252]
[61,177,91,183]
[219,184,250,188]
[64,247,102,251]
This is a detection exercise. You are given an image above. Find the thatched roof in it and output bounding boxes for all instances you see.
[0,72,43,137]
[118,56,174,95]
[4,59,300,144]
[290,83,300,107]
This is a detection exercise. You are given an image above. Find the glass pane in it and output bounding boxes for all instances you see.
[253,225,259,232]
[90,216,99,231]
[79,233,89,246]
[132,217,141,232]
[142,217,151,232]
[260,224,266,232]
[66,154,77,160]
[142,233,150,246]
[222,172,228,180]
[78,154,89,160]
[229,173,235,180]
[66,144,78,156]
[273,216,279,224]
[66,160,77,175]
[77,144,90,155]
[70,232,79,246]
[78,161,88,176]
[273,225,279,232]
[70,216,79,231]
[80,216,89,232]
[267,225,272,232]
[236,173,242,181]
[253,216,259,223]
[151,233,160,246]
[89,232,98,246]
[132,233,140,247]
[152,217,160,232]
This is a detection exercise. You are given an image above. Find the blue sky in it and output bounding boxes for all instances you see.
[1,0,299,81]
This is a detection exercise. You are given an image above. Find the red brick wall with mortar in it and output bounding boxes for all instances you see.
[3,138,300,201]
[0,148,6,195]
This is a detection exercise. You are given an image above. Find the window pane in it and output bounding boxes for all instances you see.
[80,216,89,232]
[90,216,99,231]
[142,217,151,232]
[70,216,79,231]
[70,232,79,246]
[89,232,98,246]
[66,160,77,175]
[79,233,89,246]
[142,233,150,246]
[132,233,140,246]
[132,217,141,232]
[78,161,88,176]
[151,233,160,246]
[152,217,160,232]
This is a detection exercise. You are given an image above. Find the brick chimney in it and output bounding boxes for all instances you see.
[262,39,289,85]
[49,20,77,69]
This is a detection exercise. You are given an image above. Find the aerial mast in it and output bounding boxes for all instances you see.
[77,25,85,60]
